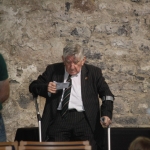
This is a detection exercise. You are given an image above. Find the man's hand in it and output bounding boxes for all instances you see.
[100,116,111,127]
[48,82,57,94]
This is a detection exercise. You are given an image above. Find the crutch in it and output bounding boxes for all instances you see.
[107,125,111,150]
[33,96,42,142]
[101,118,111,150]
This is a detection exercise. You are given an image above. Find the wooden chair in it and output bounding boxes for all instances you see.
[18,145,91,150]
[0,146,13,150]
[19,141,90,146]
[0,142,18,150]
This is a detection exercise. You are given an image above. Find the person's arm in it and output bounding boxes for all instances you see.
[29,65,53,98]
[96,68,114,126]
[0,54,9,103]
[100,100,113,127]
[0,78,10,103]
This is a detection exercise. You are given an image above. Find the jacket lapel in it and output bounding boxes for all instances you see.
[81,65,89,106]
[53,63,65,83]
[57,65,65,82]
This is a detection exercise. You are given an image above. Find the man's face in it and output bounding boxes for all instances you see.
[62,55,86,75]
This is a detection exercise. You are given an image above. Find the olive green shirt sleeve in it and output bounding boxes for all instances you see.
[0,54,8,81]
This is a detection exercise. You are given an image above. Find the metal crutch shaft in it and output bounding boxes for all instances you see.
[34,97,42,142]
[108,125,111,150]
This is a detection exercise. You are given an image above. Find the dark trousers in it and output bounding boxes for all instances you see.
[46,110,102,150]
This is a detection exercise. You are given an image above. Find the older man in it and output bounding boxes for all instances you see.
[29,43,114,150]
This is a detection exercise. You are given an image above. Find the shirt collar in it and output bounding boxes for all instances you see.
[65,69,81,78]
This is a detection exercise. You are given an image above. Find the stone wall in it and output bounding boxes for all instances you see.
[0,0,150,142]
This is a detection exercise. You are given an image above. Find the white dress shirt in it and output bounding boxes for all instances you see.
[57,70,85,112]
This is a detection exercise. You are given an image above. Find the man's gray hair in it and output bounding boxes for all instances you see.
[63,43,84,60]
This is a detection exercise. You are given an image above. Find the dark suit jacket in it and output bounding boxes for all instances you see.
[29,62,114,145]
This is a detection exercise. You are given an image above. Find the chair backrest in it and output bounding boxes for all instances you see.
[0,142,18,150]
[18,145,91,150]
[19,141,90,146]
[0,146,13,150]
